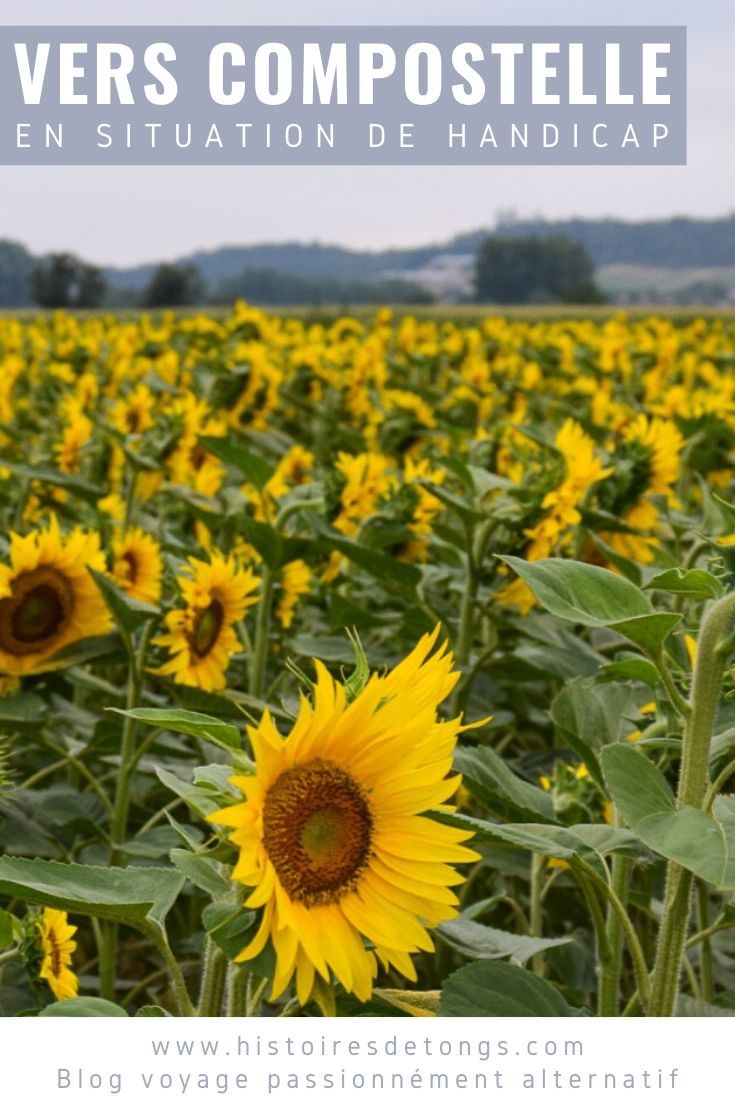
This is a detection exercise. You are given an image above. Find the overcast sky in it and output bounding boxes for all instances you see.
[1,1,732,266]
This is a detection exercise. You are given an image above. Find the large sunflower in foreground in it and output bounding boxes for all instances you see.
[156,553,259,691]
[38,907,78,1001]
[209,628,480,1006]
[0,518,111,675]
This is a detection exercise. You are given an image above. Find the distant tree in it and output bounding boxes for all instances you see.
[142,263,205,308]
[0,239,35,306]
[474,235,603,305]
[30,252,107,309]
[76,264,108,309]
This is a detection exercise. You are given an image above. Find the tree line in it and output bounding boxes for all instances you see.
[8,235,604,309]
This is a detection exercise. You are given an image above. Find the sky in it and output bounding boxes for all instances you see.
[0,1,732,266]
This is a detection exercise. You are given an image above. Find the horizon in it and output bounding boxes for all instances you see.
[6,208,735,271]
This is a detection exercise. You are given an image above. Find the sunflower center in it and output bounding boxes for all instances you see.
[118,551,138,586]
[262,759,373,908]
[191,600,224,658]
[46,929,62,979]
[0,567,74,656]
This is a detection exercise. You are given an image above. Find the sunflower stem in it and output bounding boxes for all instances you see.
[652,656,691,719]
[100,621,154,1002]
[150,927,195,1017]
[197,938,227,1017]
[571,857,650,1011]
[455,557,478,671]
[250,565,274,699]
[453,519,496,712]
[110,623,153,854]
[227,963,249,1017]
[246,976,269,1016]
[571,865,611,993]
[598,852,631,1016]
[529,853,545,977]
[649,591,735,1017]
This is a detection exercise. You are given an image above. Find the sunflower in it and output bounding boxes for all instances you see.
[53,403,93,475]
[275,559,311,629]
[496,420,611,613]
[208,628,479,1006]
[38,908,78,1001]
[0,517,111,675]
[111,528,163,605]
[109,383,156,436]
[156,553,259,691]
[603,415,684,563]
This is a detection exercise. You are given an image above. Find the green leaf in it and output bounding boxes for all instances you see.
[155,767,222,818]
[601,655,661,689]
[435,917,571,965]
[200,436,275,491]
[677,995,735,1016]
[111,708,242,755]
[601,745,735,890]
[497,556,651,626]
[550,678,638,786]
[455,745,556,824]
[44,632,125,671]
[374,988,440,1017]
[40,997,127,1017]
[136,1005,170,1017]
[169,850,231,899]
[237,516,309,571]
[416,479,483,524]
[88,568,160,634]
[430,809,636,866]
[0,462,105,504]
[645,568,725,600]
[0,857,184,931]
[0,693,47,729]
[585,532,643,584]
[515,616,601,680]
[711,727,735,769]
[0,908,13,951]
[439,960,574,1016]
[609,612,681,657]
[308,517,420,598]
[202,898,257,960]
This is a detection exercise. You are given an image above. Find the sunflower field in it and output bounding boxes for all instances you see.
[1,304,735,1020]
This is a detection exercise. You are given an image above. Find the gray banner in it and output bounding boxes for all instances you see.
[1,26,686,165]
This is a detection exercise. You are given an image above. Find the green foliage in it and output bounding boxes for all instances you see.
[0,239,34,306]
[602,745,735,891]
[111,707,243,755]
[40,997,128,1017]
[475,234,603,305]
[30,252,107,309]
[499,556,680,656]
[0,857,185,931]
[142,262,206,307]
[440,961,574,1016]
[211,267,435,307]
[435,918,571,965]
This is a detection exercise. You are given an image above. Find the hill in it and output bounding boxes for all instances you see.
[102,214,735,293]
[4,214,735,306]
